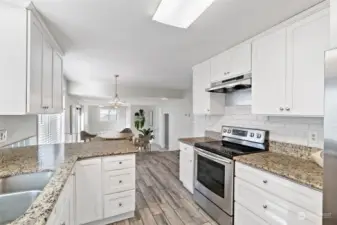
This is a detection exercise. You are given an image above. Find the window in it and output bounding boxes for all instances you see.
[100,108,117,121]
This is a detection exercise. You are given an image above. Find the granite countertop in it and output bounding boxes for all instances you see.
[178,137,216,146]
[234,151,323,190]
[0,140,139,225]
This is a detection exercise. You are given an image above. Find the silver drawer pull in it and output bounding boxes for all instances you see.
[119,180,123,184]
[119,203,123,207]
[263,180,268,184]
[119,161,122,164]
[263,205,267,209]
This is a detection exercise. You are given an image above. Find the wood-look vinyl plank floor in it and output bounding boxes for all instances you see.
[111,151,218,225]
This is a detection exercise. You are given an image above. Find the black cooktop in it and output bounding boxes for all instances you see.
[194,140,267,159]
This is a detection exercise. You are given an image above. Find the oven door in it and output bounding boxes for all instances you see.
[194,147,234,215]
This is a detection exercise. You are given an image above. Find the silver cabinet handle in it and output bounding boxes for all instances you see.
[285,107,290,111]
[263,205,267,209]
[119,180,123,184]
[119,161,122,164]
[263,180,268,184]
[119,203,123,207]
[279,107,284,111]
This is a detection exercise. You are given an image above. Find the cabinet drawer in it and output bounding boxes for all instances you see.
[104,190,135,218]
[235,162,322,215]
[103,154,135,171]
[179,142,194,153]
[234,202,269,225]
[103,168,135,194]
[235,177,321,225]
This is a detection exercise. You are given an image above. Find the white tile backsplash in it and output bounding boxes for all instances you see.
[194,106,323,148]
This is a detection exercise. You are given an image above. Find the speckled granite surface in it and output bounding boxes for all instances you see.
[0,140,138,225]
[234,151,323,190]
[178,137,216,146]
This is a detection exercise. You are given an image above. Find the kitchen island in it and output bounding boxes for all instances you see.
[0,140,139,225]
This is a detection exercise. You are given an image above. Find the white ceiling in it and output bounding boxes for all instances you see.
[32,0,323,90]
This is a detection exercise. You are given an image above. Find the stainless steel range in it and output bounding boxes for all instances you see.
[193,126,268,225]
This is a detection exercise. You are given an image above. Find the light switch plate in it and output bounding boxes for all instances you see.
[0,130,7,143]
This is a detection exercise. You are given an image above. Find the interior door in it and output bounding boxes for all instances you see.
[286,9,329,116]
[252,28,287,115]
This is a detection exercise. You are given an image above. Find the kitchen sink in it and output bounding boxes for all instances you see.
[0,171,53,194]
[0,190,42,225]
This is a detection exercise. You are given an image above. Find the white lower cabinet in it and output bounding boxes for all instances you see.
[235,162,322,225]
[179,142,195,194]
[46,154,136,225]
[235,202,269,225]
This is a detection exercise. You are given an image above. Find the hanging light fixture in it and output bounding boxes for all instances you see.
[108,74,125,109]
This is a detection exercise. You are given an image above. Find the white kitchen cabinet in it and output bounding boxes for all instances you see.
[76,158,103,224]
[210,42,251,83]
[211,51,230,82]
[52,51,64,113]
[252,28,287,115]
[252,9,329,116]
[234,202,269,225]
[235,162,322,225]
[179,142,194,194]
[0,5,63,115]
[286,9,329,116]
[193,60,225,115]
[42,38,54,111]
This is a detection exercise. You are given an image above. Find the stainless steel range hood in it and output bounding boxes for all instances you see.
[206,73,252,93]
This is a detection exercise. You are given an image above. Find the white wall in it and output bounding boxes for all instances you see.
[0,115,37,147]
[157,90,193,150]
[194,105,324,148]
[86,106,127,133]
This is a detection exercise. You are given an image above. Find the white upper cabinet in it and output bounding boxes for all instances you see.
[211,42,251,82]
[228,42,252,76]
[0,5,63,115]
[286,9,329,116]
[52,51,64,113]
[252,8,329,116]
[211,51,230,82]
[252,28,287,115]
[193,60,225,115]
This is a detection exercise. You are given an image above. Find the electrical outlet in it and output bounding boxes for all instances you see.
[308,131,318,145]
[0,130,7,143]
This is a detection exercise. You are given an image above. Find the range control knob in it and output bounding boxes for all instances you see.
[228,130,232,134]
[257,133,262,138]
[250,133,255,137]
[223,129,227,133]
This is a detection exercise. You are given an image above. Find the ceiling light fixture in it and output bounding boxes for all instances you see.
[152,0,215,29]
[108,75,126,109]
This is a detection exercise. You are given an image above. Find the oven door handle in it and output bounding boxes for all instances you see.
[194,148,232,165]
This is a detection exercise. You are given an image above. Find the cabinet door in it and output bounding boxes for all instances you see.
[210,51,230,82]
[229,42,252,76]
[179,149,186,183]
[27,15,43,114]
[184,149,194,194]
[252,28,287,115]
[52,51,63,113]
[193,60,211,114]
[76,158,103,224]
[286,9,329,116]
[42,39,53,111]
[234,203,269,225]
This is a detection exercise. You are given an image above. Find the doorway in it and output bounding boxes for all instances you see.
[164,113,169,149]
